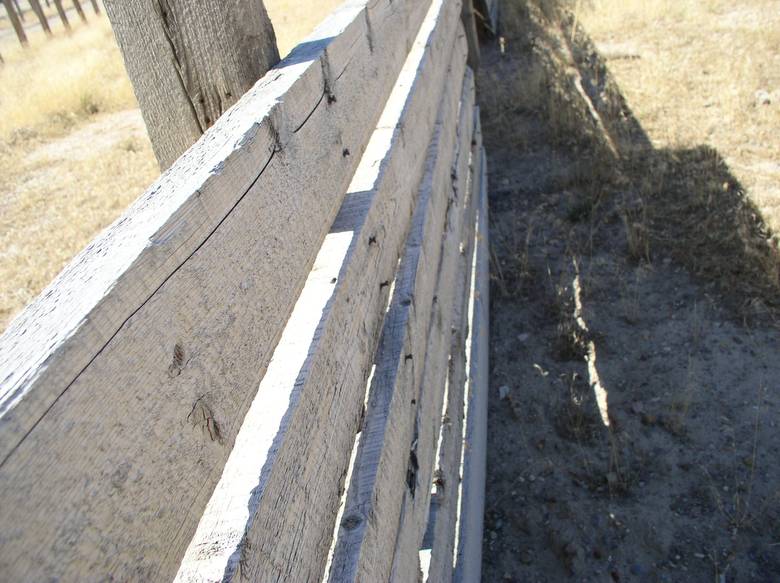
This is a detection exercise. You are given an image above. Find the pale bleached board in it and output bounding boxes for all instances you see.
[0,1,435,580]
[423,115,482,583]
[174,1,464,582]
[325,38,469,583]
[392,100,481,583]
[454,141,489,583]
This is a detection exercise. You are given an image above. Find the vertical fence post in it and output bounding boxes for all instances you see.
[71,0,86,22]
[2,0,28,46]
[52,0,70,29]
[29,0,52,35]
[12,0,24,21]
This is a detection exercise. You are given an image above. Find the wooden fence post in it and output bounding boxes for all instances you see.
[104,0,280,170]
[2,0,28,46]
[52,0,70,29]
[29,0,52,36]
[71,0,86,22]
[12,0,23,21]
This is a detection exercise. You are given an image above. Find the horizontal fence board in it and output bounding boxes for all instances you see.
[426,109,482,581]
[424,109,481,583]
[454,139,489,583]
[326,34,469,583]
[174,1,463,581]
[0,0,435,580]
[392,98,481,583]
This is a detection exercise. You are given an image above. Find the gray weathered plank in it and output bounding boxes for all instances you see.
[423,113,481,583]
[453,140,489,583]
[174,1,463,582]
[326,35,469,583]
[394,96,480,583]
[0,1,435,580]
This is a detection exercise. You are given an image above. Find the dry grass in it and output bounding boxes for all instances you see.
[0,0,343,332]
[577,0,780,234]
[0,19,136,138]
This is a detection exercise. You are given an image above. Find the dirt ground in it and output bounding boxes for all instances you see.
[480,1,780,581]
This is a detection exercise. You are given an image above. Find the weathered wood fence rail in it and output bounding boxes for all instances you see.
[0,0,490,580]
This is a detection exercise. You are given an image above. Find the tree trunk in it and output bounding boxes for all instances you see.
[104,0,280,170]
[71,0,86,22]
[2,0,28,46]
[29,0,52,35]
[52,0,70,29]
[88,0,97,14]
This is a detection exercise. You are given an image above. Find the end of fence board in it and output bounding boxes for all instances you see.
[454,139,489,583]
[174,1,462,582]
[326,35,469,583]
[0,0,438,579]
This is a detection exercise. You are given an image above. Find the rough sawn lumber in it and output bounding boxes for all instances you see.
[175,0,462,581]
[391,99,481,583]
[326,34,469,583]
[453,139,489,583]
[0,0,433,580]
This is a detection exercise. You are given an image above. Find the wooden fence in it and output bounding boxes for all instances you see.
[0,0,489,580]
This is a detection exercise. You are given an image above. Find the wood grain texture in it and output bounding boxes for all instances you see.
[454,139,489,583]
[174,1,461,582]
[423,104,481,583]
[392,85,479,583]
[326,35,469,583]
[104,0,280,169]
[0,1,434,580]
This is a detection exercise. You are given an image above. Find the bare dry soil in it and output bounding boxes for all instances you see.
[480,2,780,581]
